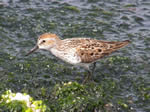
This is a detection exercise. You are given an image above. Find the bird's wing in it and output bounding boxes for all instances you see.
[75,39,130,63]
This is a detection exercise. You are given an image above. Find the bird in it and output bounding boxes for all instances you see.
[26,33,130,83]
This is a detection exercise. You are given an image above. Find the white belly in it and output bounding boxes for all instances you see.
[50,48,81,65]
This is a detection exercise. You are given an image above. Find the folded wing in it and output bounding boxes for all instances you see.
[76,39,130,63]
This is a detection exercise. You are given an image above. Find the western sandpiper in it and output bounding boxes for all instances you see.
[26,33,130,83]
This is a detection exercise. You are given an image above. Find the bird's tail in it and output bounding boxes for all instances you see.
[102,40,130,54]
[112,40,130,49]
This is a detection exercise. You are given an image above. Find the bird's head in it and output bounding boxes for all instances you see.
[26,33,60,56]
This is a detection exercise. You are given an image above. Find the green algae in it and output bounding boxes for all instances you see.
[124,4,136,7]
[63,6,80,13]
[101,10,113,16]
[88,12,99,17]
[0,90,47,112]
[0,0,149,111]
[48,80,136,111]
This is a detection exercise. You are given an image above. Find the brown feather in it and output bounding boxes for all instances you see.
[52,37,130,63]
[76,39,130,63]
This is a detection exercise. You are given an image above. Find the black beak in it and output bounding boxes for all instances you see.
[26,45,39,56]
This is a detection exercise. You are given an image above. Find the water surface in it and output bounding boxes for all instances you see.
[0,0,150,111]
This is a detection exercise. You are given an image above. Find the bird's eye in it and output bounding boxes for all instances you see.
[42,40,46,43]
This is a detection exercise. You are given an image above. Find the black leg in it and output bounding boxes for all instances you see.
[91,62,96,74]
[82,74,88,84]
[82,63,96,84]
[82,70,92,84]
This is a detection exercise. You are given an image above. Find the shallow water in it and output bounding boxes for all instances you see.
[0,0,150,111]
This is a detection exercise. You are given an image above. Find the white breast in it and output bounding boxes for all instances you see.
[50,48,81,65]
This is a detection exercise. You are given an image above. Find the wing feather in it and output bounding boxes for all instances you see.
[60,38,130,63]
[76,39,130,63]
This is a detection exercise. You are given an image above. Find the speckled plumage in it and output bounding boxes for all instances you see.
[59,38,130,63]
[26,33,130,83]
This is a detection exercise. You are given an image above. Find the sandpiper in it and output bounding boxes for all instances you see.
[26,33,130,83]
